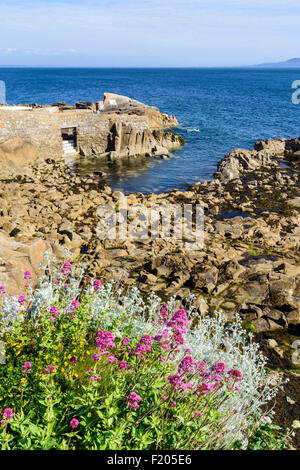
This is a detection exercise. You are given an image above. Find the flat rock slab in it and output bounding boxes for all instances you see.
[288,197,300,208]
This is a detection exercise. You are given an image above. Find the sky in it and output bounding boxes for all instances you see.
[0,0,299,67]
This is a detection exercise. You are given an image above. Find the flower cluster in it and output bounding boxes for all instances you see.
[43,365,56,374]
[1,408,14,426]
[118,360,129,370]
[126,392,142,409]
[70,418,79,430]
[168,374,182,390]
[22,361,32,373]
[132,334,153,360]
[18,295,26,305]
[95,330,115,353]
[88,370,102,382]
[178,355,195,373]
[61,262,72,280]
[50,305,60,322]
[93,280,102,291]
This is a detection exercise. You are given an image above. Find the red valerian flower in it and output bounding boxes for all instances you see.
[228,369,242,382]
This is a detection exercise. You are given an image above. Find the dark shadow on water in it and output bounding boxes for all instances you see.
[71,153,190,195]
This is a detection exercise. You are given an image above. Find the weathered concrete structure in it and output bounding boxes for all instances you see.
[0,93,182,162]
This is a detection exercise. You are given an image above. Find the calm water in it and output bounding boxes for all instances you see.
[1,67,300,193]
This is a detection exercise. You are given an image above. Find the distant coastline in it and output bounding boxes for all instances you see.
[254,58,300,68]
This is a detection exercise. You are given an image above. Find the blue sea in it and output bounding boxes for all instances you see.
[1,67,300,193]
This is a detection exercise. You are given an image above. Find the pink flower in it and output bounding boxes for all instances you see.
[132,343,148,360]
[18,295,26,305]
[50,306,59,316]
[71,300,79,310]
[212,362,226,373]
[84,275,92,285]
[89,372,101,382]
[93,280,102,291]
[62,262,72,272]
[2,408,14,419]
[50,317,56,322]
[122,337,130,345]
[178,355,195,373]
[22,361,32,373]
[126,392,142,409]
[196,361,206,373]
[70,418,79,429]
[172,401,177,407]
[108,356,116,363]
[24,270,32,280]
[140,335,153,346]
[154,334,163,342]
[1,420,7,426]
[168,374,182,389]
[159,308,169,322]
[93,354,100,361]
[70,356,77,364]
[167,309,189,329]
[96,330,115,352]
[180,381,193,392]
[173,331,185,346]
[213,374,223,382]
[228,369,242,382]
[196,382,214,395]
[44,365,56,374]
[162,395,167,401]
[0,286,6,294]
[118,361,129,370]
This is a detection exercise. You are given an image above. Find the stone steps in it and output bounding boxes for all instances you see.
[62,139,77,155]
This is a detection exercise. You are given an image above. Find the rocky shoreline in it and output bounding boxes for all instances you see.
[0,135,299,444]
[1,137,299,331]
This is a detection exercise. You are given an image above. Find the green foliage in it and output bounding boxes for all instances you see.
[246,424,291,450]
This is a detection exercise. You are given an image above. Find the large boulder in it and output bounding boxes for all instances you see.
[0,231,64,295]
[0,137,39,177]
[215,138,287,183]
[98,93,150,113]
